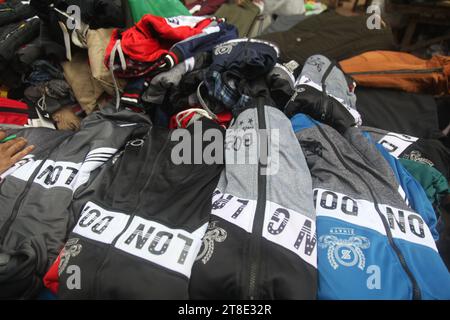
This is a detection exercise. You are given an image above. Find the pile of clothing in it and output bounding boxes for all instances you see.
[0,0,449,300]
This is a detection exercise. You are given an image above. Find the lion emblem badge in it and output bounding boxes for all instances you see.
[319,228,370,270]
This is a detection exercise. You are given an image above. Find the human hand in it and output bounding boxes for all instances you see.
[0,131,35,175]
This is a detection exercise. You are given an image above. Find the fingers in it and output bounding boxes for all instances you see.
[0,138,23,152]
[10,145,35,163]
[4,138,28,156]
[0,131,6,141]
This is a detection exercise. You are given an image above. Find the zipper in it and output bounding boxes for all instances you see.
[319,63,335,122]
[313,121,421,300]
[1,22,26,42]
[110,134,170,246]
[247,105,268,300]
[348,67,443,76]
[92,132,170,296]
[0,157,48,243]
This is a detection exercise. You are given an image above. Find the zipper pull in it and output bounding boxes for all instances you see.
[283,86,305,111]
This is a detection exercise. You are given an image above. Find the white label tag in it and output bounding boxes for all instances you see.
[377,133,418,158]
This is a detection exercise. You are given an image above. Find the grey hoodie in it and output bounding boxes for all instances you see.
[190,104,317,299]
[0,107,151,299]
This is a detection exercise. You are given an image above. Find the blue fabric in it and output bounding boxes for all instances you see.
[363,132,439,240]
[291,113,319,133]
[172,23,238,61]
[292,118,450,300]
[317,215,450,300]
[204,39,278,112]
[37,288,57,300]
[205,70,251,111]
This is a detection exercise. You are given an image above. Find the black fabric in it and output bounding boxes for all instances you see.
[285,85,358,134]
[0,18,40,88]
[0,0,37,27]
[0,18,40,72]
[30,0,124,29]
[203,39,279,114]
[0,109,151,299]
[258,11,395,66]
[436,96,450,133]
[24,79,76,115]
[364,126,450,180]
[12,38,43,75]
[402,139,450,181]
[356,87,443,140]
[58,119,224,299]
[30,0,125,62]
[37,20,67,62]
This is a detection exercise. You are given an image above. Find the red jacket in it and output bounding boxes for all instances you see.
[0,98,30,126]
[105,15,216,66]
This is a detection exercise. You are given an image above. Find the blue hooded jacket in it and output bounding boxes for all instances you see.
[292,113,450,300]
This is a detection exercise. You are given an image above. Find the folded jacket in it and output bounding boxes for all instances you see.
[26,60,65,86]
[258,11,395,65]
[214,0,260,37]
[24,80,77,115]
[0,17,40,73]
[142,58,194,105]
[142,52,213,107]
[292,114,450,299]
[105,15,216,70]
[284,55,361,134]
[57,118,224,299]
[190,105,317,299]
[170,22,238,64]
[298,55,357,111]
[0,98,31,126]
[0,108,150,299]
[203,38,279,114]
[62,51,105,114]
[399,158,450,208]
[340,51,450,96]
[86,28,126,96]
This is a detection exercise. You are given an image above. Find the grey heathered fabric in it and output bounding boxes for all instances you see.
[216,105,315,218]
[296,118,409,211]
[141,59,189,105]
[0,107,151,298]
[300,54,357,111]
